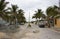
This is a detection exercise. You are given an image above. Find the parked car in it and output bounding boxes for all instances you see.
[38,20,47,28]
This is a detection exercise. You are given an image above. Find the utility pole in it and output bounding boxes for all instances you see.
[58,0,60,12]
[59,0,60,7]
[28,12,31,27]
[29,12,30,24]
[57,0,60,13]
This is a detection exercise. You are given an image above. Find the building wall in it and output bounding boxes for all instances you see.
[55,18,60,28]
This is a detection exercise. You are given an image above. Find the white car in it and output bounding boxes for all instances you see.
[38,20,47,28]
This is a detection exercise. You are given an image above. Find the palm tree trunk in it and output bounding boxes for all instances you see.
[36,18,38,25]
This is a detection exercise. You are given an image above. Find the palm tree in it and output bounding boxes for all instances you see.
[0,0,9,21]
[17,9,26,24]
[32,9,44,24]
[41,14,46,19]
[46,5,59,17]
[8,5,18,25]
[46,5,59,27]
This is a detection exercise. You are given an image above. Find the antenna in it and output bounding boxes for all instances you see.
[59,0,60,7]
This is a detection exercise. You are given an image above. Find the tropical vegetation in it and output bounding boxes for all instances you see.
[32,9,46,24]
[0,0,60,32]
[46,5,60,27]
[0,0,26,33]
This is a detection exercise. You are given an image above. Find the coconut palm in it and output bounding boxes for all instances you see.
[0,0,9,20]
[32,9,44,24]
[46,5,59,27]
[17,9,26,24]
[32,9,43,19]
[41,14,46,19]
[8,5,18,24]
[46,5,59,17]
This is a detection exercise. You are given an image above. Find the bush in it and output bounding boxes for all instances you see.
[0,25,20,33]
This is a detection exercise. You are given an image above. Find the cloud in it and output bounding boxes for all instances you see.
[6,0,59,21]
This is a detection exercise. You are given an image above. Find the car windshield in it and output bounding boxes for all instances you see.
[38,20,47,25]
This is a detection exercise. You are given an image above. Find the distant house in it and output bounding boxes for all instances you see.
[54,15,60,28]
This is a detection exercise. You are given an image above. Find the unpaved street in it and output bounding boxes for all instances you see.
[0,23,60,39]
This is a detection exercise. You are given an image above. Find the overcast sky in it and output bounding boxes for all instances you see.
[6,0,59,21]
